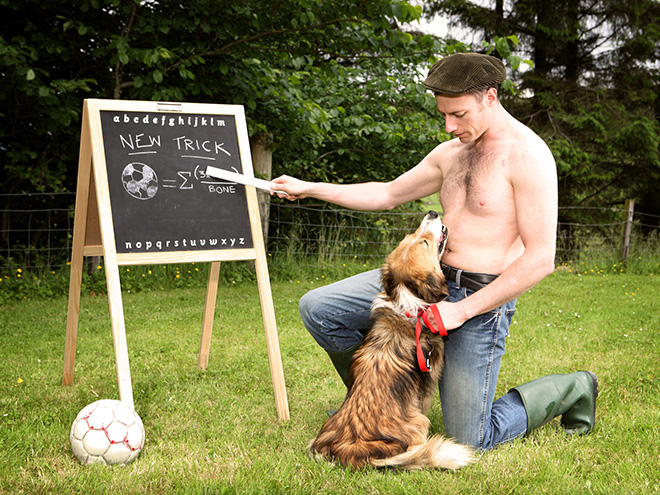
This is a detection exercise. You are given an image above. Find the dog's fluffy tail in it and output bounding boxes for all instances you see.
[370,435,475,471]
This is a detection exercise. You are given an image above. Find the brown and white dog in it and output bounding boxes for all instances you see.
[308,211,475,470]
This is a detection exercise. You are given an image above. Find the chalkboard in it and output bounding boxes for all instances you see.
[64,99,290,420]
[99,110,253,254]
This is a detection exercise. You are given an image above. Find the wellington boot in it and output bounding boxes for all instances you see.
[326,342,361,388]
[325,343,361,416]
[512,371,598,436]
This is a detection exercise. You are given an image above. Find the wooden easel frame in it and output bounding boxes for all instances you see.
[63,99,289,420]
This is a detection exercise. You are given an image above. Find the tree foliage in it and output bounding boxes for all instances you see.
[0,0,452,199]
[3,0,657,224]
[424,0,660,216]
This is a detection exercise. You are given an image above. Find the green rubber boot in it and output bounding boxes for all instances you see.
[512,371,599,436]
[324,343,361,417]
[326,342,361,388]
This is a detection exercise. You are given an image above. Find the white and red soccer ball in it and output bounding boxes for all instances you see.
[70,399,144,466]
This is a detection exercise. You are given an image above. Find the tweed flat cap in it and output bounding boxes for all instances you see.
[424,53,506,95]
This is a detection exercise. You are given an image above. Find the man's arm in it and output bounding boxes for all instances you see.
[433,140,558,330]
[270,144,446,211]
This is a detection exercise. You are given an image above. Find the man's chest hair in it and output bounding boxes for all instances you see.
[440,146,512,213]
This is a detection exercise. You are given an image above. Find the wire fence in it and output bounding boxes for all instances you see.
[1,193,659,275]
[1,193,76,272]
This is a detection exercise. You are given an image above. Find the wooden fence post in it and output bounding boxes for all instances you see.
[622,199,635,263]
[250,133,274,244]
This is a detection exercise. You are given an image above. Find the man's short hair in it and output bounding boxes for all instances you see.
[423,53,506,96]
[465,84,500,102]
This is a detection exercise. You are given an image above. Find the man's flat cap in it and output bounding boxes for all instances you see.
[423,53,506,95]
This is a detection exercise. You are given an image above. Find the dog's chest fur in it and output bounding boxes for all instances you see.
[359,303,445,387]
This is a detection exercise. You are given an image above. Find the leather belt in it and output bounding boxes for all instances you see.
[441,263,498,292]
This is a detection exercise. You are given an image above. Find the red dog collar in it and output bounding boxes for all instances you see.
[406,305,446,372]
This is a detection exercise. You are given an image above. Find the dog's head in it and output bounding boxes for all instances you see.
[380,211,448,314]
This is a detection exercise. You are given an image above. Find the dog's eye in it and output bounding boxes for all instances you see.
[420,239,429,247]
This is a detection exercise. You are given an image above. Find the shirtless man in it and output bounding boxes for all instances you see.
[271,53,598,451]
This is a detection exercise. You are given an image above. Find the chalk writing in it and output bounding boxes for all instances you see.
[112,114,227,128]
[173,136,231,156]
[119,133,162,150]
[100,110,254,253]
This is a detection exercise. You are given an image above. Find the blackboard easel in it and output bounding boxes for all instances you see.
[63,99,289,420]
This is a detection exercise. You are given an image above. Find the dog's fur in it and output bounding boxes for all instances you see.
[307,212,475,470]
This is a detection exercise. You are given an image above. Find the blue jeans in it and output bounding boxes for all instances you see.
[299,268,528,451]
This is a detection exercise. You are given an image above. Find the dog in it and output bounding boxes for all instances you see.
[307,211,475,470]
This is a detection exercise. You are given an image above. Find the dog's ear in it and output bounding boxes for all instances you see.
[417,271,449,303]
[380,262,398,300]
[401,273,447,304]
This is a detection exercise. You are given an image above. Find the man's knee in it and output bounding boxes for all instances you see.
[298,287,322,328]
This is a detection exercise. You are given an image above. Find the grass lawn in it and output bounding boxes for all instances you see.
[1,271,659,494]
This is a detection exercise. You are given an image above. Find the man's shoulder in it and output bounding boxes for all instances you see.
[435,137,462,151]
[428,138,463,163]
[508,121,554,167]
[503,128,557,189]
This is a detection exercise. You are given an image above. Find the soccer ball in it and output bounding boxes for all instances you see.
[121,162,158,200]
[70,399,145,466]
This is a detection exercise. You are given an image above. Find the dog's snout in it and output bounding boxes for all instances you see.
[426,210,439,219]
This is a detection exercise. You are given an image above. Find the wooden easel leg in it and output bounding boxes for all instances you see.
[105,261,134,409]
[63,111,93,386]
[63,247,84,386]
[254,256,290,421]
[198,261,221,370]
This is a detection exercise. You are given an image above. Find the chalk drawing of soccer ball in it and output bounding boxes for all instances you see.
[70,399,145,466]
[121,162,158,200]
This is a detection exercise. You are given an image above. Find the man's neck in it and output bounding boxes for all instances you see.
[472,106,512,149]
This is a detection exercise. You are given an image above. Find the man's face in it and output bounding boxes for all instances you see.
[435,92,490,143]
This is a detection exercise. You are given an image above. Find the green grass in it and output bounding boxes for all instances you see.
[1,271,659,494]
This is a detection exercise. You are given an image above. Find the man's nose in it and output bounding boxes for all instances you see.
[444,116,456,134]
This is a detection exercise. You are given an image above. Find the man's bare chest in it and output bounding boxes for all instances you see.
[439,149,513,214]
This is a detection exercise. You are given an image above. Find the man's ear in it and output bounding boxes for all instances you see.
[486,87,499,106]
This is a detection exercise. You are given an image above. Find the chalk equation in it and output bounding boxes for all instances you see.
[116,132,242,200]
[99,108,254,254]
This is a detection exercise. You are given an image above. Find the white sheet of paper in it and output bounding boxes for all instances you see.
[204,166,287,195]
